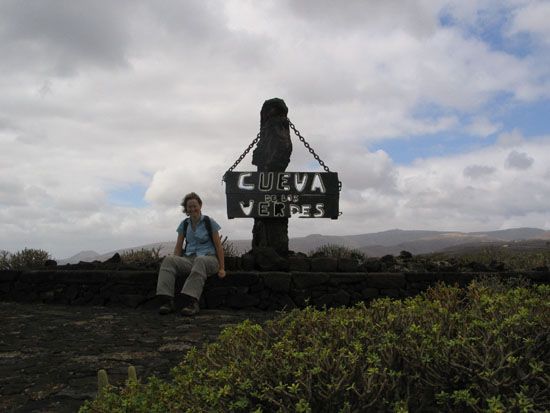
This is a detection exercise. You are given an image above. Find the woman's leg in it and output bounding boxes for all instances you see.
[156,255,194,297]
[181,255,219,301]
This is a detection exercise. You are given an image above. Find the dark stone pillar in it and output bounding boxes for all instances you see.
[251,98,292,258]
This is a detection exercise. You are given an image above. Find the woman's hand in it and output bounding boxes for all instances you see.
[173,233,185,257]
[212,231,226,279]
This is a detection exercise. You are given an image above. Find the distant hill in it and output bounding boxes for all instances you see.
[289,230,445,254]
[468,228,550,241]
[290,228,549,256]
[438,238,550,255]
[57,250,101,265]
[58,227,550,264]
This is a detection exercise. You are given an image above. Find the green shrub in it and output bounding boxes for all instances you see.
[0,250,11,270]
[121,247,163,265]
[309,243,367,262]
[221,235,238,257]
[3,248,51,270]
[80,280,549,412]
[429,246,550,271]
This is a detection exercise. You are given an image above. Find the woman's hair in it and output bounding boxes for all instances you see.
[181,192,203,214]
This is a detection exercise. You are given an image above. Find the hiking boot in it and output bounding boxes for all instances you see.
[158,298,175,315]
[181,299,200,316]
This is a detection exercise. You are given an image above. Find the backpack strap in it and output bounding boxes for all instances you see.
[182,216,215,254]
[182,218,190,253]
[204,215,214,245]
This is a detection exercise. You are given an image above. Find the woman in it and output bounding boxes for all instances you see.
[156,192,225,316]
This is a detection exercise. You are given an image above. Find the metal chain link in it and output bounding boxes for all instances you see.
[288,119,331,172]
[222,132,261,182]
[288,119,342,192]
[222,118,342,192]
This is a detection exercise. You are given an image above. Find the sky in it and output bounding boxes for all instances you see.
[1,0,549,259]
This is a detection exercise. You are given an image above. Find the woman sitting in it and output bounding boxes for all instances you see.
[156,192,225,315]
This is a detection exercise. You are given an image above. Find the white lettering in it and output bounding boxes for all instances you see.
[259,172,274,191]
[273,202,285,217]
[310,173,326,193]
[289,204,301,215]
[313,203,325,217]
[237,173,254,190]
[258,202,270,216]
[294,173,308,192]
[276,172,291,191]
[239,200,254,216]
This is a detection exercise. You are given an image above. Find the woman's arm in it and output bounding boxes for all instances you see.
[173,233,184,256]
[212,231,226,278]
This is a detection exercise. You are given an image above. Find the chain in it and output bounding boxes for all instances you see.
[222,132,261,183]
[288,119,342,192]
[288,119,331,173]
[222,119,342,192]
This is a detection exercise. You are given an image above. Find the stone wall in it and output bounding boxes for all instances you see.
[1,268,548,311]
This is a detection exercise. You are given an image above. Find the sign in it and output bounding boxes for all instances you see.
[225,171,339,219]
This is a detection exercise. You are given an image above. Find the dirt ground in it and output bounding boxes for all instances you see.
[0,301,276,412]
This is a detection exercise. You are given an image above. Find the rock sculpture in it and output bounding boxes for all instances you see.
[251,98,293,261]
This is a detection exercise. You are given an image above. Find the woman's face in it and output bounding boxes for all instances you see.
[186,198,202,219]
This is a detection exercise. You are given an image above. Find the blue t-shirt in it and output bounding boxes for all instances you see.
[176,214,221,256]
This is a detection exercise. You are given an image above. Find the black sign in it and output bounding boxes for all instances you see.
[225,171,339,219]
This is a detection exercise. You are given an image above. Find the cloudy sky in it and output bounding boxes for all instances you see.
[1,0,549,259]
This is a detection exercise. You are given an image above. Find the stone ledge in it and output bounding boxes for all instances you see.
[0,270,20,282]
[0,270,548,311]
[365,273,406,289]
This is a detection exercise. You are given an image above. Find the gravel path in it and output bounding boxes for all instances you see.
[0,302,276,412]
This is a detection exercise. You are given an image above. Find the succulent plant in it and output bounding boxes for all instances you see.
[97,369,109,396]
[128,365,137,383]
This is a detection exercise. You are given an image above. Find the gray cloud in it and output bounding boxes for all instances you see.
[463,164,497,179]
[285,0,440,36]
[0,180,27,207]
[505,150,534,170]
[144,0,226,41]
[0,0,134,76]
[0,115,18,131]
[135,1,270,71]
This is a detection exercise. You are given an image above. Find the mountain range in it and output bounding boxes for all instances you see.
[58,227,550,264]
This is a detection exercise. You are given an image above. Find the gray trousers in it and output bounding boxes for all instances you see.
[156,255,219,300]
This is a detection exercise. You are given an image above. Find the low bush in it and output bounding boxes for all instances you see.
[221,235,238,257]
[121,247,163,265]
[0,250,10,270]
[80,279,549,412]
[1,248,51,270]
[429,246,550,271]
[309,243,367,262]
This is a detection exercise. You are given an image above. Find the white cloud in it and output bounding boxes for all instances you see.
[332,148,398,193]
[391,137,549,227]
[466,116,501,137]
[496,128,525,147]
[0,1,549,258]
[509,1,550,45]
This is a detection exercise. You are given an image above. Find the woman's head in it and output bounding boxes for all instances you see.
[181,192,203,215]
